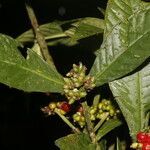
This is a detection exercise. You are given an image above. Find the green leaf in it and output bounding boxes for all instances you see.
[96,119,122,141]
[16,18,104,47]
[16,21,67,44]
[109,63,150,140]
[90,0,150,86]
[67,17,104,41]
[93,95,100,106]
[0,34,64,93]
[55,133,96,150]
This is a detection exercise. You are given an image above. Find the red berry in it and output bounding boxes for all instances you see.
[142,143,150,150]
[147,133,150,143]
[59,102,71,113]
[137,132,147,143]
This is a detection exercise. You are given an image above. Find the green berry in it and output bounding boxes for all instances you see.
[64,78,71,83]
[90,107,97,114]
[68,91,74,97]
[109,109,115,116]
[79,121,85,128]
[80,116,85,122]
[73,114,81,122]
[98,103,103,109]
[48,102,57,110]
[69,98,75,104]
[90,114,96,121]
[79,91,87,98]
[74,82,81,88]
[78,75,84,82]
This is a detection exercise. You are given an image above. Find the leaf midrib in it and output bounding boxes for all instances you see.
[0,59,64,86]
[137,72,143,130]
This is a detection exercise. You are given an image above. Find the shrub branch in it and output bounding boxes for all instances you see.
[25,1,55,66]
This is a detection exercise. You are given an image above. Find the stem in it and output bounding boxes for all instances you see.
[45,33,68,40]
[82,102,97,144]
[54,109,80,134]
[94,112,109,132]
[25,1,55,66]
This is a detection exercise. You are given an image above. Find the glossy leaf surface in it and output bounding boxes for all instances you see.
[109,63,150,140]
[90,0,150,86]
[0,34,64,92]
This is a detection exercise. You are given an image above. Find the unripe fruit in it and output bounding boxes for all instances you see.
[68,91,74,96]
[90,107,97,114]
[74,82,81,88]
[79,91,87,97]
[130,143,139,149]
[64,84,69,89]
[98,103,103,109]
[78,75,84,82]
[73,114,81,122]
[79,121,85,128]
[72,77,78,83]
[64,89,69,93]
[64,78,71,83]
[69,98,75,104]
[90,115,96,121]
[56,102,61,107]
[109,109,115,116]
[105,105,111,111]
[48,102,57,110]
[130,143,142,149]
[80,116,85,122]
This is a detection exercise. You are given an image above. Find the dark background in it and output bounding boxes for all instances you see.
[0,0,107,150]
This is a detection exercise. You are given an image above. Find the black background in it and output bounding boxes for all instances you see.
[0,0,107,150]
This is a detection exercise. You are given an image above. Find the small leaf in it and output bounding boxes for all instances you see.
[16,18,104,47]
[67,17,104,41]
[90,0,150,86]
[96,119,122,141]
[109,63,150,140]
[0,34,64,93]
[55,133,96,150]
[16,22,65,43]
[93,95,100,106]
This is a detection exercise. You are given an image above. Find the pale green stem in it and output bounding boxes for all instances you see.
[94,112,109,132]
[45,33,68,40]
[82,102,97,143]
[54,109,80,133]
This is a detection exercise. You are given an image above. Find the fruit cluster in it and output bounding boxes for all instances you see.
[63,63,95,104]
[72,105,85,128]
[131,131,150,150]
[73,99,120,128]
[41,101,71,115]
